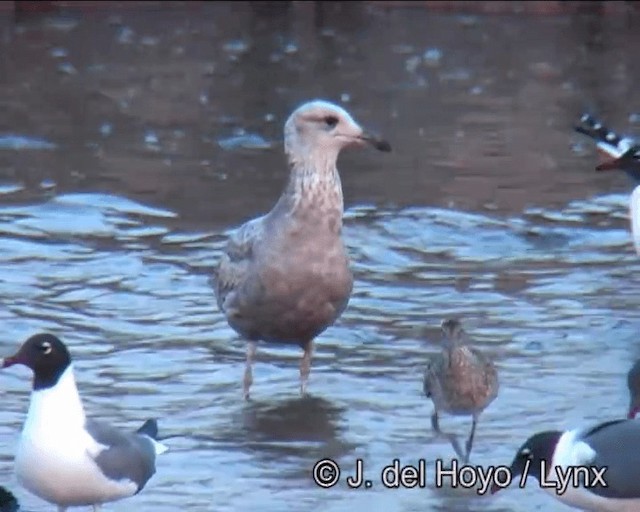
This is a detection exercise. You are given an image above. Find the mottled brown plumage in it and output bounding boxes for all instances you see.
[213,100,391,398]
[424,318,498,463]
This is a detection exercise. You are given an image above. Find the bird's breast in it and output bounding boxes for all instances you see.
[238,229,353,343]
[263,236,352,307]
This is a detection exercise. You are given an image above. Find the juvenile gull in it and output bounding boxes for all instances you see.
[423,318,498,463]
[1,333,167,511]
[213,99,391,398]
[574,113,640,255]
[492,419,640,511]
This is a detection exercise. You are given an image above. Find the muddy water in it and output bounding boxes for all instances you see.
[0,3,639,511]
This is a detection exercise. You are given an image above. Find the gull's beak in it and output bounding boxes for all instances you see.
[596,147,638,172]
[491,459,519,494]
[1,354,18,368]
[359,130,392,152]
[596,157,624,171]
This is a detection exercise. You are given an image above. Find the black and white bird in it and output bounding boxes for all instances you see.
[1,333,167,511]
[627,359,640,419]
[574,113,640,254]
[423,318,498,463]
[493,419,640,511]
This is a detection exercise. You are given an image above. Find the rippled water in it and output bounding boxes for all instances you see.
[1,3,640,512]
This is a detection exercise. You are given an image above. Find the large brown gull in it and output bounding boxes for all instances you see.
[214,99,391,399]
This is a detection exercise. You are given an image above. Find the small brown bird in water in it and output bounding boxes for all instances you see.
[423,318,499,463]
[627,360,640,418]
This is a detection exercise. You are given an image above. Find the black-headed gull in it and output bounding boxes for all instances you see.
[2,333,167,512]
[574,113,640,255]
[493,418,640,511]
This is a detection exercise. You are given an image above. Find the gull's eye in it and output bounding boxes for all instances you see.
[324,116,339,128]
[39,342,52,355]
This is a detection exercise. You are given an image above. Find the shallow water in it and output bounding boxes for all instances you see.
[0,3,640,511]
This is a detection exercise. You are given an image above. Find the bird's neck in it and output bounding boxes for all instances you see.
[278,152,344,221]
[24,365,86,433]
[442,335,462,350]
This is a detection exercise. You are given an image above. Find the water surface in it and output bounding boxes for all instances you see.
[0,3,639,511]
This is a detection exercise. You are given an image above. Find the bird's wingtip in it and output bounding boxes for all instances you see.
[137,418,159,439]
[152,439,169,455]
[573,125,591,136]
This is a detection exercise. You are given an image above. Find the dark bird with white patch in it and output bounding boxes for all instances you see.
[1,334,167,512]
[627,359,640,419]
[493,419,640,511]
[213,99,391,399]
[423,318,498,463]
[574,113,640,255]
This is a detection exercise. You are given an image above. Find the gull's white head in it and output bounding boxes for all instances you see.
[284,100,390,165]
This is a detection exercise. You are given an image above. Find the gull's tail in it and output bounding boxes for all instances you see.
[137,419,169,455]
[574,113,637,159]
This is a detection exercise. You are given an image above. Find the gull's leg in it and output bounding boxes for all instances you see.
[300,340,314,395]
[446,433,466,462]
[464,414,479,464]
[93,505,102,512]
[431,411,440,432]
[243,341,257,400]
[431,410,465,461]
[58,507,67,512]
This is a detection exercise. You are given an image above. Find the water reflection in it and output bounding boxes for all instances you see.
[239,396,344,443]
